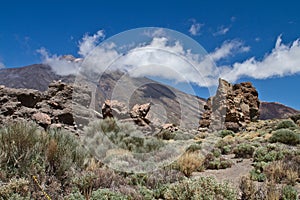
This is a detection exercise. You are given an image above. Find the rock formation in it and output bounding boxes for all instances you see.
[199,79,260,132]
[0,81,92,132]
[101,100,152,127]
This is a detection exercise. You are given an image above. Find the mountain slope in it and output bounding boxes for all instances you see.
[0,64,74,91]
[259,102,299,120]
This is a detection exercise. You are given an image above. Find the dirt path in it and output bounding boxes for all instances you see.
[192,154,254,188]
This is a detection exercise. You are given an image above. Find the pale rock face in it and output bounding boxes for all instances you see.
[32,112,51,126]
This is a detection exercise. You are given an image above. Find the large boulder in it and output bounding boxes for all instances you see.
[101,100,128,119]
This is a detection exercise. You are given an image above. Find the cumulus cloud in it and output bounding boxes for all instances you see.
[213,26,230,36]
[209,40,250,61]
[78,30,105,57]
[189,21,203,36]
[38,30,105,76]
[220,35,300,82]
[0,62,5,69]
[37,48,81,76]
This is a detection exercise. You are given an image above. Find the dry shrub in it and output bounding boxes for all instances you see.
[177,152,204,177]
[239,176,256,200]
[264,160,286,183]
[264,160,299,185]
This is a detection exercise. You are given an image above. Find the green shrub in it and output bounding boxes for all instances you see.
[164,176,237,200]
[90,189,128,200]
[173,132,194,140]
[64,190,85,200]
[233,143,255,158]
[206,158,233,170]
[275,120,297,130]
[249,169,266,182]
[47,129,88,178]
[253,146,283,163]
[186,144,202,152]
[215,139,234,155]
[290,114,300,123]
[156,129,176,140]
[85,119,165,154]
[212,148,222,158]
[65,188,128,200]
[0,122,46,178]
[269,129,300,145]
[282,185,298,200]
[218,130,234,138]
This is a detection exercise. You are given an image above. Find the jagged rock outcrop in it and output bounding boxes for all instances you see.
[101,100,128,119]
[0,81,92,132]
[101,100,152,127]
[199,79,260,132]
[129,103,151,126]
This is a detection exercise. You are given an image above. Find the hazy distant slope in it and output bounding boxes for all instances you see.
[0,64,74,91]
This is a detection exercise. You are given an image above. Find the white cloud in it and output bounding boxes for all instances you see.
[209,40,250,61]
[189,22,203,36]
[78,30,105,57]
[220,36,300,82]
[0,62,5,69]
[38,30,105,76]
[143,28,166,38]
[213,26,230,36]
[37,48,81,76]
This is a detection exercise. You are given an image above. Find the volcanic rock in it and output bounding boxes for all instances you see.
[199,79,260,132]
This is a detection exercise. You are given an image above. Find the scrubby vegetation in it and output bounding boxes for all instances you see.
[164,177,237,199]
[0,117,299,199]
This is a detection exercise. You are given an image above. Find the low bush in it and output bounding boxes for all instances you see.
[269,129,300,145]
[185,143,202,152]
[215,138,236,155]
[290,114,300,123]
[164,176,237,200]
[233,143,255,158]
[282,185,298,200]
[275,120,297,130]
[218,130,235,138]
[85,119,165,154]
[207,158,233,170]
[253,145,283,163]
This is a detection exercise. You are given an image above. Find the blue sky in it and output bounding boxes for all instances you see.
[0,0,299,109]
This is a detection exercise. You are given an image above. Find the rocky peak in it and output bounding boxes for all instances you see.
[199,79,260,132]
